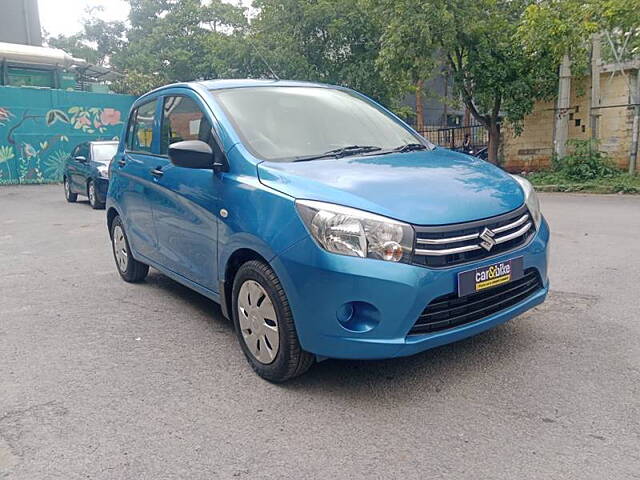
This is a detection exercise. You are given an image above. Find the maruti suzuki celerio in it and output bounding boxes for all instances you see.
[106,80,549,382]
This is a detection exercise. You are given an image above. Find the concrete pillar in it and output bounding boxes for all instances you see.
[590,34,601,139]
[630,69,639,174]
[554,55,571,158]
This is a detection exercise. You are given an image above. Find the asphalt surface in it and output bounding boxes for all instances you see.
[1,185,639,479]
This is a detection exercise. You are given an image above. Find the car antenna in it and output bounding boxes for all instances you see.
[247,37,280,81]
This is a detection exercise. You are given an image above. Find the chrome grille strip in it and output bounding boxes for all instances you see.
[416,213,530,246]
[491,214,530,234]
[415,221,533,256]
[494,222,532,244]
[415,244,481,256]
[416,232,479,245]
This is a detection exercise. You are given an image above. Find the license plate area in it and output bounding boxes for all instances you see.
[457,257,524,297]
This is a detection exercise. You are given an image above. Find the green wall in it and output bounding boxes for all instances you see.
[0,86,136,184]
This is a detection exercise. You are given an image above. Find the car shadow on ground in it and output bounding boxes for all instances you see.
[139,269,540,397]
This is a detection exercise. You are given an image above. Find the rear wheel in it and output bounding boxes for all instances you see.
[232,260,314,382]
[88,180,104,209]
[64,177,77,202]
[110,216,148,282]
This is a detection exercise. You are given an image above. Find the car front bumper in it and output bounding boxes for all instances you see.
[271,218,550,360]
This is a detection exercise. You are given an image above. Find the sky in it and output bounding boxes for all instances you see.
[38,0,252,38]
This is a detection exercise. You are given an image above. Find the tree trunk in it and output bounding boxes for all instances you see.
[415,79,425,133]
[487,120,500,165]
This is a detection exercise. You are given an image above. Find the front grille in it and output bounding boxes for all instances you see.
[409,268,542,335]
[412,205,535,268]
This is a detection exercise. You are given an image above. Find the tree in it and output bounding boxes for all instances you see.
[374,1,435,130]
[518,0,640,67]
[249,0,398,105]
[112,0,248,93]
[46,9,126,67]
[374,0,557,164]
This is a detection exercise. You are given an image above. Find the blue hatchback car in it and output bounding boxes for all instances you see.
[106,80,549,382]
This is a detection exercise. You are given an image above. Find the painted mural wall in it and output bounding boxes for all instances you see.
[0,86,136,184]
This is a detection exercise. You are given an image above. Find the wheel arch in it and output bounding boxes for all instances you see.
[220,248,269,320]
[107,207,119,238]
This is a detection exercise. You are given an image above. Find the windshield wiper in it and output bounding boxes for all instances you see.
[293,145,381,162]
[392,143,428,152]
[365,143,429,157]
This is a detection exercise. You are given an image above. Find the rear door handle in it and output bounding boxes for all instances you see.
[150,168,164,178]
[117,159,126,167]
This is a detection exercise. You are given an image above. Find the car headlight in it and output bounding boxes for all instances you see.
[296,200,414,263]
[97,165,109,179]
[511,175,542,230]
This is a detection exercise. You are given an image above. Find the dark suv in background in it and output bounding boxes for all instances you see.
[63,140,118,209]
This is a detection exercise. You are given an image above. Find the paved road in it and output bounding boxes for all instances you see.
[1,185,639,479]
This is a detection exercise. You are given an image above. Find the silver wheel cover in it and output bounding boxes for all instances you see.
[237,280,280,364]
[64,179,70,197]
[113,225,128,273]
[89,182,95,204]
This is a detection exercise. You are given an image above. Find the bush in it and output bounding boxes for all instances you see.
[551,139,620,181]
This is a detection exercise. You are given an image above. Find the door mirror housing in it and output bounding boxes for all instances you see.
[169,140,228,172]
[75,156,87,163]
[168,140,217,170]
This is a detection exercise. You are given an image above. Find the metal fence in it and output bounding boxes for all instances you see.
[418,124,488,150]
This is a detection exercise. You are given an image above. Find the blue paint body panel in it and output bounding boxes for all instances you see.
[106,79,550,361]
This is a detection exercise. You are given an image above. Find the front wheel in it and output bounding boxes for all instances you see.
[88,180,104,209]
[232,260,314,382]
[110,216,149,283]
[64,177,77,202]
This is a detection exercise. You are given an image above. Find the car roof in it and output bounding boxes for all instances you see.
[137,79,339,99]
[196,79,335,90]
[89,140,118,145]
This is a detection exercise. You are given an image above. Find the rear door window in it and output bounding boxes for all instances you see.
[126,100,157,153]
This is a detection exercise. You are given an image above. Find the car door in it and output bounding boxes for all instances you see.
[70,143,89,191]
[65,145,80,192]
[76,143,92,192]
[146,93,222,291]
[110,99,161,260]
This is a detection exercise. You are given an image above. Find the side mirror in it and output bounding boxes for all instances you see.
[75,156,87,163]
[169,140,228,172]
[169,140,215,170]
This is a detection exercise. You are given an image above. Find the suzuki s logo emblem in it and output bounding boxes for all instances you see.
[479,227,497,251]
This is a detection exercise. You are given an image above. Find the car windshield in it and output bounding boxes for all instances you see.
[210,86,430,162]
[92,143,118,163]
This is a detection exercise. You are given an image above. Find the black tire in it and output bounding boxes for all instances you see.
[88,180,104,209]
[232,260,314,382]
[64,177,77,202]
[110,215,149,283]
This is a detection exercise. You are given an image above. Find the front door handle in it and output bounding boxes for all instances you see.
[150,168,164,178]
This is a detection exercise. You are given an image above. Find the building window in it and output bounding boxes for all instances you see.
[7,66,54,88]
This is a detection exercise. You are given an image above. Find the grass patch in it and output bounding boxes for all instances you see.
[526,139,640,194]
[528,171,640,194]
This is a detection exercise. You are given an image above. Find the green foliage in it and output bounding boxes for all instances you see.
[518,0,640,73]
[47,10,126,67]
[249,0,397,104]
[528,171,640,194]
[112,0,248,90]
[372,0,558,163]
[527,138,638,193]
[551,139,620,181]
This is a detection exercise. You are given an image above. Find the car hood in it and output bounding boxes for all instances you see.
[257,148,524,225]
